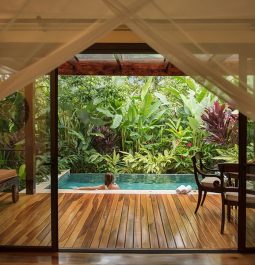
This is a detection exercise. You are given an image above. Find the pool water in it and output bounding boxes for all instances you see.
[58,173,196,190]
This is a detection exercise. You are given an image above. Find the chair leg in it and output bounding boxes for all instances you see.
[195,189,202,214]
[11,185,19,203]
[201,191,207,206]
[227,204,231,222]
[221,194,225,234]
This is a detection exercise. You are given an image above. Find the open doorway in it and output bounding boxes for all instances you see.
[1,45,255,251]
[52,46,245,250]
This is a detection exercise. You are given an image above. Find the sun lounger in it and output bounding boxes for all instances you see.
[0,169,19,203]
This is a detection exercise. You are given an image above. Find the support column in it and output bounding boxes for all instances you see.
[25,83,35,195]
[238,55,247,251]
[50,69,59,251]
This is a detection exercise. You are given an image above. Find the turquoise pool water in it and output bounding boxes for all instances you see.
[58,173,196,190]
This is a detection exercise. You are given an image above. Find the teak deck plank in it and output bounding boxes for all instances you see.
[199,195,237,248]
[99,194,119,248]
[116,195,130,248]
[181,194,218,249]
[166,194,193,248]
[89,194,114,248]
[133,194,142,248]
[151,194,168,248]
[155,195,176,248]
[188,194,230,248]
[60,194,93,246]
[73,194,105,248]
[140,194,150,248]
[125,194,135,248]
[160,195,184,248]
[146,194,159,248]
[172,195,202,249]
[107,194,124,248]
[65,193,99,247]
[0,192,253,249]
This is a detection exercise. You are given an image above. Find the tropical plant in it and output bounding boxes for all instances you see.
[201,101,238,146]
[214,144,255,163]
[92,126,120,154]
[102,149,124,173]
[122,149,173,174]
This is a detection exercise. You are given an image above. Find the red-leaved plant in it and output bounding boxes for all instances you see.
[201,101,238,145]
[92,126,120,154]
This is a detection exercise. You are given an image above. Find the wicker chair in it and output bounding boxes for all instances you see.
[0,169,19,203]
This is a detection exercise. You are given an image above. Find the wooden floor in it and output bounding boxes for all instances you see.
[0,192,254,249]
[1,253,255,265]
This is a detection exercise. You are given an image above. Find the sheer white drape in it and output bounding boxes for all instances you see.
[0,0,255,119]
[107,0,255,119]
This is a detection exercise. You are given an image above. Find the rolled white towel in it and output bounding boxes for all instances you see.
[181,186,188,194]
[176,185,186,194]
[178,185,192,194]
[185,185,192,193]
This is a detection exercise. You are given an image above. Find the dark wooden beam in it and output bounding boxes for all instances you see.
[82,43,157,54]
[58,61,184,76]
[238,55,247,252]
[50,68,59,251]
[24,83,35,195]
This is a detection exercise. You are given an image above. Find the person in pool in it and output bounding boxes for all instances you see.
[75,172,120,190]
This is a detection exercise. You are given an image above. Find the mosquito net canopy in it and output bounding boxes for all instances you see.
[0,0,255,119]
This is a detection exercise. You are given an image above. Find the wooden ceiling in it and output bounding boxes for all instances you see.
[58,43,185,76]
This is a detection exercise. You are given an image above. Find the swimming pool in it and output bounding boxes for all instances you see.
[58,173,196,190]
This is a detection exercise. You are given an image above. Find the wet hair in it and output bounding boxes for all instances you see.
[104,172,114,187]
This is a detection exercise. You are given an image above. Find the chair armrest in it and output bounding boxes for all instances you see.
[203,165,218,172]
[223,186,239,192]
[202,173,220,178]
[246,189,255,195]
[197,167,223,180]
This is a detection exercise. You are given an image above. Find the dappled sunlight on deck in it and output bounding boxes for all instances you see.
[0,192,254,249]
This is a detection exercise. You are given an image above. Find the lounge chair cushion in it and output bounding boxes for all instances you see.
[0,169,17,183]
[201,177,221,188]
[226,192,255,204]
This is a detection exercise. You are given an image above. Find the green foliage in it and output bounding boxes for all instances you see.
[214,144,254,163]
[102,149,124,173]
[2,75,253,183]
[122,149,173,174]
[18,164,26,188]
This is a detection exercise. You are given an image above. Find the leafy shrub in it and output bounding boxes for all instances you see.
[92,126,120,154]
[214,144,255,163]
[201,101,238,146]
[122,149,173,174]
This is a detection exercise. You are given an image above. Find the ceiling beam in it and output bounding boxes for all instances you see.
[81,43,157,54]
[58,61,184,76]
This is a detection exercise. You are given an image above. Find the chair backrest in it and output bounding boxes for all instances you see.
[217,163,239,173]
[191,154,206,188]
[192,155,200,187]
[247,164,255,174]
[218,163,255,175]
[194,152,203,171]
[218,163,255,192]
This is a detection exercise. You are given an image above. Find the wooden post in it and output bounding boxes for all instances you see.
[238,55,247,251]
[25,83,35,195]
[50,69,59,251]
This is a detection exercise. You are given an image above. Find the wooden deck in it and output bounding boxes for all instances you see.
[0,192,254,249]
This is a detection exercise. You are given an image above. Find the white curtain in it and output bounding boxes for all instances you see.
[0,0,255,119]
